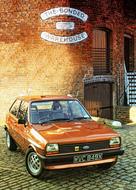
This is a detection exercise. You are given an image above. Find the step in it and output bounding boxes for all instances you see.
[127,73,136,78]
[129,103,136,106]
[129,100,136,103]
[128,78,136,81]
[129,85,136,88]
[129,84,136,87]
[128,81,136,83]
[127,72,136,75]
[128,77,136,80]
[129,88,136,91]
[128,75,136,78]
[129,93,136,95]
[129,97,136,100]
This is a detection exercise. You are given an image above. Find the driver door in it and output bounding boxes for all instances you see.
[15,101,29,150]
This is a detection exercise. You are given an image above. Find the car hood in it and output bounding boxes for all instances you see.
[33,120,119,144]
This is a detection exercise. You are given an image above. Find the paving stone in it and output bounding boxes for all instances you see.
[0,126,136,190]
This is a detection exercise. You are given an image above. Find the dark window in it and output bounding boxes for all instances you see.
[18,101,28,121]
[92,29,112,75]
[10,99,21,117]
[124,34,134,72]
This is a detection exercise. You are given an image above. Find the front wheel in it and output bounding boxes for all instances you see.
[6,131,17,151]
[25,149,48,178]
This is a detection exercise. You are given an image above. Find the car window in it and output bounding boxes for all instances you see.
[10,99,22,117]
[30,100,91,124]
[18,101,28,121]
[69,101,86,118]
[32,101,52,110]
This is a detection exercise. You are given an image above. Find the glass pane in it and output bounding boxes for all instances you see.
[18,101,28,120]
[10,99,21,116]
[30,100,91,124]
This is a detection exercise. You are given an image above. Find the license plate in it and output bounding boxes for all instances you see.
[73,153,103,163]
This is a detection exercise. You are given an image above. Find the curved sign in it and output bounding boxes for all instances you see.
[41,31,88,44]
[40,7,88,44]
[41,7,88,22]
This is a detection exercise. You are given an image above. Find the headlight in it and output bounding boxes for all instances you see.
[46,144,59,152]
[110,137,120,146]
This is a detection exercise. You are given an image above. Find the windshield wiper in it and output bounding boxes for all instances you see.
[39,117,91,124]
[39,118,71,124]
[50,118,71,122]
[39,120,51,125]
[71,117,91,120]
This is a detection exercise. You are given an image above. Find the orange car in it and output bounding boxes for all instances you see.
[5,95,124,178]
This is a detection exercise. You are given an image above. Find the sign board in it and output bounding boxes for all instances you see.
[40,7,88,22]
[41,32,88,44]
[40,7,88,44]
[56,22,75,30]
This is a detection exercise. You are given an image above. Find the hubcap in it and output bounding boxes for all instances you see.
[27,152,42,175]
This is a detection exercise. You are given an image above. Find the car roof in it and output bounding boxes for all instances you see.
[17,95,75,102]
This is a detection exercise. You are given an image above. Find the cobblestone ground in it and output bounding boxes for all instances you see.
[0,125,136,190]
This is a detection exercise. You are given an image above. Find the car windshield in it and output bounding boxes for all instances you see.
[30,100,91,124]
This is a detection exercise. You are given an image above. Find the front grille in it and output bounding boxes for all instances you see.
[59,141,109,154]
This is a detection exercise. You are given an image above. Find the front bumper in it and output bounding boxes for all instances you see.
[38,149,124,170]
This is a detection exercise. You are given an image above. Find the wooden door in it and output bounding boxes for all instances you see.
[84,83,113,119]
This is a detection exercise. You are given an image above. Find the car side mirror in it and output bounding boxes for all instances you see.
[18,118,26,125]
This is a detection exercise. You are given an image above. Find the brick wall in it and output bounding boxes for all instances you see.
[0,0,135,120]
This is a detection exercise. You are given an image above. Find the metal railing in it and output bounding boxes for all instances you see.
[119,64,136,105]
[124,64,129,105]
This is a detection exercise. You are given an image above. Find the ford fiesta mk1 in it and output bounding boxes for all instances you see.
[5,96,124,178]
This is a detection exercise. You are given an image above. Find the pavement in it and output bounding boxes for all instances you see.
[0,125,136,190]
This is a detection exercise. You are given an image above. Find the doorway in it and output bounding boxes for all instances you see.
[84,83,113,119]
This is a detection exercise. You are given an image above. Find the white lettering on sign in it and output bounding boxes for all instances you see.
[40,7,88,22]
[56,22,75,30]
[40,7,88,44]
[41,32,88,44]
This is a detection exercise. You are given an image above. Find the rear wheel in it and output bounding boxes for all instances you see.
[6,131,17,151]
[97,158,118,170]
[25,149,48,179]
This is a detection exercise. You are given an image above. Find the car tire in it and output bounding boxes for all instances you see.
[97,158,118,170]
[25,148,48,179]
[6,131,17,151]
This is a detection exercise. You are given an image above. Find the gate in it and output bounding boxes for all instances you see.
[84,83,113,119]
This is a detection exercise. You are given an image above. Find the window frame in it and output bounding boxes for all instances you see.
[9,99,22,117]
[18,100,29,121]
[92,28,112,75]
[124,33,134,72]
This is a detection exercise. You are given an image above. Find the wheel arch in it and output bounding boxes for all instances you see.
[27,144,37,153]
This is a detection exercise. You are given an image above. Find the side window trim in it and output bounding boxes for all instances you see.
[18,101,28,121]
[9,99,17,112]
[9,99,22,117]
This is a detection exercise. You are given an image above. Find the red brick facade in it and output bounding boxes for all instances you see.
[0,0,135,120]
